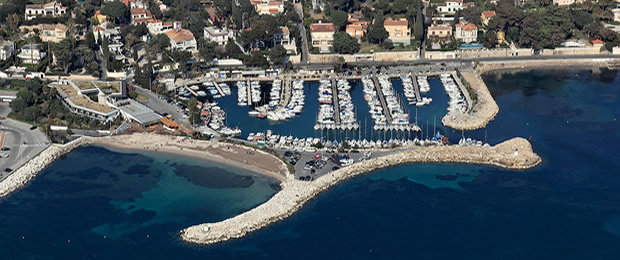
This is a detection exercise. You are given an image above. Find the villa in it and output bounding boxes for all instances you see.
[165,29,197,52]
[553,0,583,6]
[130,8,154,25]
[17,44,46,64]
[427,23,453,43]
[384,18,411,46]
[147,20,182,35]
[436,0,464,15]
[250,0,284,15]
[346,19,369,41]
[310,23,335,53]
[40,24,69,43]
[481,11,496,26]
[24,1,66,21]
[274,26,297,55]
[204,26,233,45]
[455,22,478,44]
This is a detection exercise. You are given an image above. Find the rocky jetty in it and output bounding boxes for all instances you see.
[180,137,541,245]
[442,72,499,130]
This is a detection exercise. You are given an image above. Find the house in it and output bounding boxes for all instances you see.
[384,18,411,46]
[427,23,453,43]
[94,26,124,55]
[592,39,604,49]
[121,0,146,9]
[24,1,66,21]
[614,6,620,22]
[455,22,478,44]
[40,24,69,43]
[436,0,463,15]
[147,20,182,35]
[0,41,15,61]
[165,29,197,52]
[346,19,369,40]
[17,44,46,64]
[94,10,108,25]
[497,30,505,45]
[204,26,232,45]
[250,0,284,15]
[130,8,154,25]
[481,10,496,26]
[274,26,297,55]
[310,22,335,53]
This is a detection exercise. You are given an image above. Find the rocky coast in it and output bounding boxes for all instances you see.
[180,137,541,245]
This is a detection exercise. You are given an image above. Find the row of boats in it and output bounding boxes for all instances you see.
[237,81,248,106]
[253,79,306,121]
[376,76,410,126]
[315,78,336,129]
[440,74,468,114]
[204,102,241,136]
[402,76,432,106]
[335,79,359,130]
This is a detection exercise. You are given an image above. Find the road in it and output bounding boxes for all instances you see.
[294,3,309,63]
[0,104,49,180]
[131,86,192,129]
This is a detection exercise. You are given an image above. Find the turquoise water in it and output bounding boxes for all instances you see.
[1,69,620,258]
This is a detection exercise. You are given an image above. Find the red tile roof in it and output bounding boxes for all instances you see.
[310,23,335,33]
[384,18,408,26]
[482,10,496,18]
[165,29,195,42]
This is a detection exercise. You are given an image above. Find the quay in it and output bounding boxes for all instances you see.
[330,77,341,125]
[180,137,542,245]
[185,86,199,97]
[441,71,499,130]
[371,76,393,125]
[246,79,252,105]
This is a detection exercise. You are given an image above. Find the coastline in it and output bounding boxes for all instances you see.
[442,71,499,131]
[180,137,542,245]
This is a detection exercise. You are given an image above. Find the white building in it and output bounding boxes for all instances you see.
[613,6,620,22]
[0,41,15,61]
[17,44,46,64]
[436,0,463,15]
[24,1,67,21]
[204,26,233,45]
[455,22,478,44]
[147,20,182,35]
[165,29,197,52]
[94,26,124,55]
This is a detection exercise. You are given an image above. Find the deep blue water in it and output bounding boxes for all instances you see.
[1,69,620,259]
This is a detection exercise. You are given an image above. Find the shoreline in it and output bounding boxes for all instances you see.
[180,137,541,245]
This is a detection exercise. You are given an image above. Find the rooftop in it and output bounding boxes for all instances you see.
[310,23,335,33]
[384,18,408,26]
[482,10,496,18]
[457,23,477,31]
[166,29,195,42]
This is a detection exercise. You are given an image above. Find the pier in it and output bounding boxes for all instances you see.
[410,74,422,103]
[180,137,542,245]
[371,76,393,125]
[212,80,225,96]
[246,79,252,105]
[330,77,341,125]
[450,72,472,112]
[185,86,199,97]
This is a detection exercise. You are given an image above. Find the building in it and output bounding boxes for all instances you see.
[93,10,108,25]
[310,23,335,53]
[121,0,146,9]
[346,19,369,40]
[614,6,620,22]
[24,1,66,21]
[0,41,15,61]
[384,18,411,46]
[0,90,17,103]
[94,26,124,55]
[40,24,69,43]
[49,80,121,122]
[116,99,161,127]
[130,8,154,24]
[436,0,463,15]
[455,22,478,44]
[204,26,232,45]
[147,20,182,35]
[481,10,496,26]
[17,44,46,64]
[427,23,453,43]
[165,29,197,52]
[250,0,284,15]
[274,26,297,54]
[553,0,583,6]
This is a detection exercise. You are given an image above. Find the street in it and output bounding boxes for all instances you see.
[0,104,49,180]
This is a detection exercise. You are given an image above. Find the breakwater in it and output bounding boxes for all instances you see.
[441,72,499,130]
[180,137,541,245]
[0,137,90,199]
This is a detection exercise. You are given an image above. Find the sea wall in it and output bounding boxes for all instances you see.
[0,137,91,199]
[180,137,541,245]
[442,71,499,130]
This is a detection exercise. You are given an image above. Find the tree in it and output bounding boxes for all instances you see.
[243,51,268,68]
[482,30,498,48]
[101,1,129,23]
[383,40,394,50]
[6,13,20,32]
[85,31,97,50]
[333,32,360,54]
[460,7,481,26]
[414,9,423,41]
[269,45,287,65]
[52,39,75,73]
[330,9,348,31]
[367,13,388,44]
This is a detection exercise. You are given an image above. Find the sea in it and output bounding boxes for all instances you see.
[0,69,619,259]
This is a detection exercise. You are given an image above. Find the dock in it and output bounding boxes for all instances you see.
[185,86,199,97]
[331,77,341,125]
[280,77,291,108]
[410,74,422,103]
[212,80,225,96]
[450,72,473,112]
[246,79,252,105]
[371,76,393,125]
